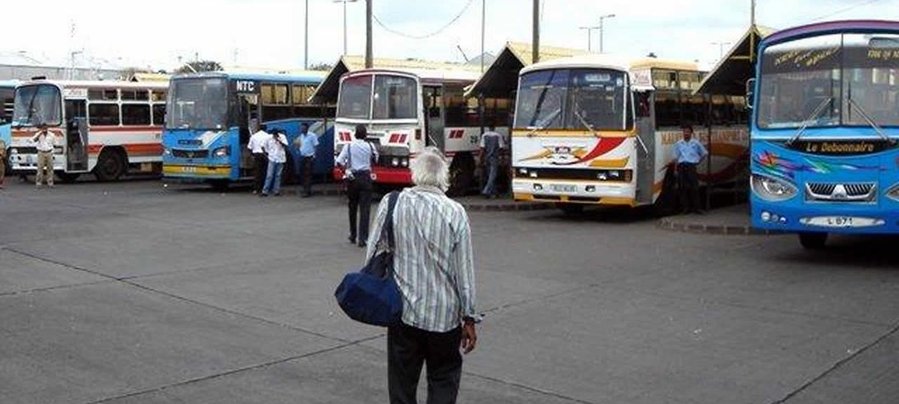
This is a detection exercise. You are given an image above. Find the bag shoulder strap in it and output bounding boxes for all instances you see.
[384,191,400,250]
[347,142,353,169]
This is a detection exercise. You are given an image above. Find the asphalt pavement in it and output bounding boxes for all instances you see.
[1,178,898,404]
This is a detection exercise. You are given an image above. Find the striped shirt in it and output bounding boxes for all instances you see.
[365,186,476,333]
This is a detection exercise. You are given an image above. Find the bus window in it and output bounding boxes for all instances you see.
[261,84,289,105]
[152,104,166,126]
[151,91,166,102]
[88,89,119,101]
[635,92,651,118]
[373,75,418,120]
[292,85,316,105]
[654,91,680,128]
[121,89,149,101]
[122,104,151,125]
[89,104,121,126]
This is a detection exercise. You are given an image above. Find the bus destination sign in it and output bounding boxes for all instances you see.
[233,80,259,94]
[789,140,892,156]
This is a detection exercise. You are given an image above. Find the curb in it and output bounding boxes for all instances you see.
[656,217,783,236]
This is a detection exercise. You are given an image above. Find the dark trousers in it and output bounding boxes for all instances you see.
[677,162,702,213]
[252,153,268,193]
[301,156,314,196]
[388,323,463,404]
[347,172,373,243]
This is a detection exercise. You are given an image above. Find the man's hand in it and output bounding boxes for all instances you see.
[460,322,477,354]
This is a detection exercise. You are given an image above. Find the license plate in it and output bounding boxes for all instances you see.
[550,184,577,193]
[181,166,197,173]
[801,216,883,228]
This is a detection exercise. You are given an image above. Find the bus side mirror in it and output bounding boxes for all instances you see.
[745,78,756,109]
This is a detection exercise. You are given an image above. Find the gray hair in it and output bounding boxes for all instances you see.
[411,147,449,191]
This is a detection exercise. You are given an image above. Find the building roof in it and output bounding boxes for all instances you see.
[694,25,776,96]
[129,72,171,82]
[465,42,588,98]
[309,55,480,103]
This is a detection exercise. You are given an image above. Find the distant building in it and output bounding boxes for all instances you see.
[0,53,123,81]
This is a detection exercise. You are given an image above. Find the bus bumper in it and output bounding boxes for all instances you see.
[751,200,899,234]
[162,164,231,179]
[512,179,637,206]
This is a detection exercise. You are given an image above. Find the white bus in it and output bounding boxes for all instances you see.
[511,55,749,213]
[9,79,168,182]
[333,68,511,194]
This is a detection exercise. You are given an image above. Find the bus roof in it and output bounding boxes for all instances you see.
[0,80,19,89]
[520,54,699,75]
[342,68,480,85]
[17,79,169,90]
[171,71,325,85]
[764,20,899,47]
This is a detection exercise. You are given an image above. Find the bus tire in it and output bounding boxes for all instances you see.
[94,148,126,182]
[559,203,584,216]
[447,153,475,197]
[57,172,80,183]
[798,232,828,250]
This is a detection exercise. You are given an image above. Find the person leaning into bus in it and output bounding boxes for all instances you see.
[294,123,319,198]
[261,129,288,197]
[479,124,505,199]
[32,124,57,188]
[335,124,378,248]
[247,123,270,194]
[673,124,708,214]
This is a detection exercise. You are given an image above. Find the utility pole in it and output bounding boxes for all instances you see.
[334,0,359,55]
[711,41,732,60]
[532,0,539,63]
[579,26,600,52]
[751,0,756,26]
[480,0,486,73]
[304,0,309,69]
[366,0,373,68]
[598,14,615,54]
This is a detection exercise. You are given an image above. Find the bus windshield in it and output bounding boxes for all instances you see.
[515,68,630,131]
[337,74,418,120]
[167,77,229,130]
[12,84,62,127]
[758,33,899,129]
[337,75,372,120]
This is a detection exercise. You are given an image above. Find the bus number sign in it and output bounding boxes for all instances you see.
[234,80,258,94]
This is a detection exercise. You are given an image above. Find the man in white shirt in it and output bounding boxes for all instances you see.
[32,124,57,188]
[247,123,270,194]
[261,129,288,197]
[335,124,379,247]
[479,124,505,198]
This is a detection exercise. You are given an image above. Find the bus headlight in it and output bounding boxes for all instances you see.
[163,148,172,156]
[886,184,899,201]
[213,146,230,157]
[400,157,409,167]
[751,174,797,201]
[391,157,400,167]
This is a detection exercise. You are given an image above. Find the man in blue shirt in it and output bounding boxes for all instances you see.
[336,124,379,247]
[673,125,708,214]
[294,123,319,197]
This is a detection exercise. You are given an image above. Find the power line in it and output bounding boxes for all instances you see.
[808,0,881,23]
[372,0,476,39]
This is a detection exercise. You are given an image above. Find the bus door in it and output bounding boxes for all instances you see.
[634,90,656,204]
[232,79,260,173]
[64,99,88,172]
[423,85,445,151]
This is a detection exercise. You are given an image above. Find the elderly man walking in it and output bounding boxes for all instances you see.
[365,148,479,404]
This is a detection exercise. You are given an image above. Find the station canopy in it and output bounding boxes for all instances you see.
[465,42,588,98]
[309,55,480,104]
[694,25,775,96]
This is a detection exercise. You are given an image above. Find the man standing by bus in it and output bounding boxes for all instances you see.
[247,123,270,194]
[32,124,57,188]
[261,129,288,197]
[336,125,378,247]
[0,139,6,189]
[479,124,505,199]
[294,123,319,198]
[673,125,707,214]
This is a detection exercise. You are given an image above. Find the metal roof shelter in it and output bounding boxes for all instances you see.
[465,42,588,98]
[694,25,775,96]
[309,55,480,104]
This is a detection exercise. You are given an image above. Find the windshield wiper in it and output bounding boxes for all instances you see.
[786,96,833,146]
[848,98,896,146]
[525,108,560,137]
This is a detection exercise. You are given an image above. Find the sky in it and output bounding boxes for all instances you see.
[2,0,898,72]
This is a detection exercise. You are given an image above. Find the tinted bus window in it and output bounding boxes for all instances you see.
[121,89,149,101]
[122,104,151,125]
[152,104,166,126]
[89,104,121,126]
[89,89,119,101]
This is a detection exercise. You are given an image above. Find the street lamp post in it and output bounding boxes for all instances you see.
[579,26,600,52]
[598,14,615,54]
[333,0,359,55]
[711,41,732,61]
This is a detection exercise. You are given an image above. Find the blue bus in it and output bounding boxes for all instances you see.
[0,80,16,173]
[750,20,899,248]
[161,72,334,186]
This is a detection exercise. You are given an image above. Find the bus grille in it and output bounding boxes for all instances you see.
[515,167,631,182]
[172,149,209,159]
[805,182,876,202]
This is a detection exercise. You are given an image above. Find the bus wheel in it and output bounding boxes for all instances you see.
[57,172,80,183]
[448,154,475,197]
[798,232,828,250]
[94,149,126,182]
[559,203,584,216]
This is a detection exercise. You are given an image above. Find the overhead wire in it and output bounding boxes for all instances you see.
[372,0,476,40]
[807,0,881,23]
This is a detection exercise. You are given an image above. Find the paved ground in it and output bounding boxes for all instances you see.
[1,178,898,404]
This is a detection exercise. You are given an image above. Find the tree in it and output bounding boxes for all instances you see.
[176,60,223,74]
[120,66,152,81]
